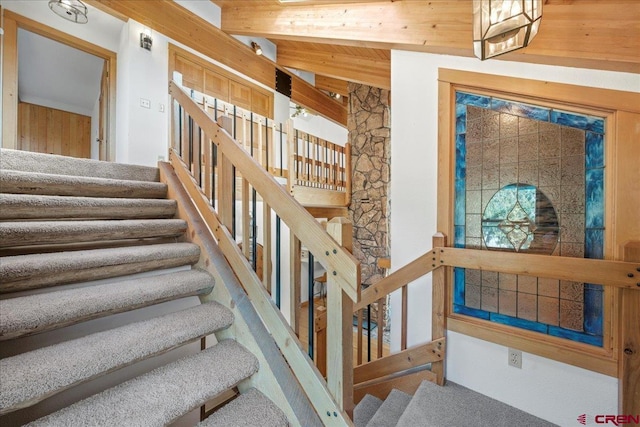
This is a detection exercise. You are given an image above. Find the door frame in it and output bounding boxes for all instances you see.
[1,9,117,161]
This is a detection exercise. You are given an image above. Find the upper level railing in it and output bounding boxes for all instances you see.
[169,80,360,425]
[178,86,350,208]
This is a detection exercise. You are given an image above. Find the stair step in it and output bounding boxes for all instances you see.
[0,302,234,415]
[0,219,187,248]
[24,339,258,426]
[367,389,412,427]
[0,194,177,220]
[0,170,168,199]
[0,242,200,293]
[199,388,288,427]
[0,149,159,182]
[396,381,555,427]
[354,394,383,427]
[0,269,214,340]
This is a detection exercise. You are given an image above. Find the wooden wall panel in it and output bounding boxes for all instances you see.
[229,80,252,110]
[251,89,271,118]
[18,103,91,158]
[204,69,229,100]
[175,55,204,92]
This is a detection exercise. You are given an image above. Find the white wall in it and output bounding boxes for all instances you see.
[115,20,170,166]
[390,50,640,426]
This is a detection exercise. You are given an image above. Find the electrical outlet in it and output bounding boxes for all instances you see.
[508,348,522,368]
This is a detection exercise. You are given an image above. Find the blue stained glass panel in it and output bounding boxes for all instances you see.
[490,98,550,122]
[585,229,604,259]
[454,268,465,305]
[550,110,605,134]
[489,313,549,334]
[454,225,466,248]
[585,132,604,169]
[455,134,466,180]
[585,168,604,229]
[453,304,491,320]
[454,179,466,226]
[456,103,467,134]
[456,92,491,108]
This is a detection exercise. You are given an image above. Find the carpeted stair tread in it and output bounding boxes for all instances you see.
[354,394,383,427]
[0,219,187,248]
[395,380,556,427]
[0,169,167,199]
[0,148,159,182]
[367,389,412,427]
[198,388,289,427]
[0,242,200,293]
[0,302,234,415]
[0,194,176,220]
[25,340,259,426]
[0,269,215,340]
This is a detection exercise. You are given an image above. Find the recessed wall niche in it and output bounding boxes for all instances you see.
[453,92,605,347]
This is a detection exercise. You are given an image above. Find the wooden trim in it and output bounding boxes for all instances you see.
[304,206,349,219]
[291,186,347,207]
[3,10,117,160]
[1,10,18,149]
[439,248,640,291]
[439,68,640,114]
[448,316,617,377]
[315,306,327,378]
[354,338,445,385]
[171,81,359,300]
[619,242,640,415]
[431,233,446,385]
[353,368,437,404]
[165,154,353,426]
[290,234,301,336]
[355,251,437,311]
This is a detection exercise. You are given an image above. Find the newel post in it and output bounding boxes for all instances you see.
[619,242,640,416]
[326,217,355,416]
[431,232,447,385]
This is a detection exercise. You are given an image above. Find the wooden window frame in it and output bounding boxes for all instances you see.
[437,68,640,377]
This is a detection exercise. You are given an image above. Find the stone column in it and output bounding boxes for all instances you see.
[347,83,391,287]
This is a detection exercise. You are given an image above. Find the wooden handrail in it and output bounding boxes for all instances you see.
[439,247,640,290]
[170,81,360,301]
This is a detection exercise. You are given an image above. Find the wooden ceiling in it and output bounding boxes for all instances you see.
[213,0,640,90]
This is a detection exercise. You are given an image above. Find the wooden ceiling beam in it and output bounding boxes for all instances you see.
[277,44,390,89]
[315,75,349,98]
[220,0,640,74]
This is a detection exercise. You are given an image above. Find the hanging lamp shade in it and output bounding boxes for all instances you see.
[48,0,89,24]
[473,0,542,60]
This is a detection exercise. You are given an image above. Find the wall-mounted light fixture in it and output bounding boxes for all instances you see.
[251,42,263,56]
[140,28,153,51]
[473,0,542,60]
[328,92,341,100]
[48,0,88,24]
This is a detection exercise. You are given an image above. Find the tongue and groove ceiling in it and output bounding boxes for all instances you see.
[212,0,640,91]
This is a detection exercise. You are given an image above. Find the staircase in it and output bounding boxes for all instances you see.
[0,149,288,426]
[354,380,556,427]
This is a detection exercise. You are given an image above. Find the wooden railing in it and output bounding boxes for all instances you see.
[177,87,350,207]
[169,80,360,425]
[315,233,640,405]
[288,129,351,207]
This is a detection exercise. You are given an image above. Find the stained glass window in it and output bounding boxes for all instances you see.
[453,92,605,347]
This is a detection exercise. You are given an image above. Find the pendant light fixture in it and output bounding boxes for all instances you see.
[48,0,89,24]
[473,0,542,60]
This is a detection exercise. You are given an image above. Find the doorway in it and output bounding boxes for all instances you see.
[2,10,117,161]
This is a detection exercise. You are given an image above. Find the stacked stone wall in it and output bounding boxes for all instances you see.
[347,83,391,286]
